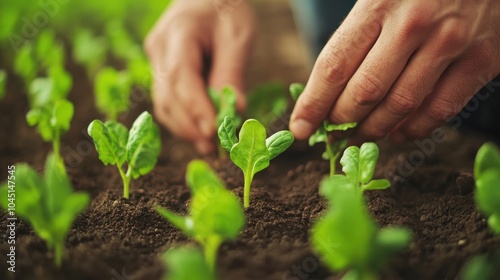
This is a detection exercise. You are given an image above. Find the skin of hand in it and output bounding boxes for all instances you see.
[290,0,500,144]
[144,0,255,154]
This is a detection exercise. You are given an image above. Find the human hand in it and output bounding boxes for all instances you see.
[145,0,255,154]
[290,0,500,144]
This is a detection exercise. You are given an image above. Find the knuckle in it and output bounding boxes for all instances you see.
[427,98,458,123]
[317,50,348,84]
[437,22,468,51]
[386,87,419,116]
[360,126,387,140]
[350,72,385,107]
[297,94,328,121]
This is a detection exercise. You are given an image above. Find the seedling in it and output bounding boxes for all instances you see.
[14,43,37,85]
[209,86,241,157]
[0,154,90,266]
[72,29,109,77]
[157,160,245,272]
[311,143,410,280]
[161,247,216,280]
[340,143,391,192]
[26,99,74,163]
[0,69,6,100]
[474,142,500,234]
[88,111,161,198]
[218,117,294,207]
[35,29,65,69]
[94,67,132,121]
[290,83,357,176]
[246,82,288,129]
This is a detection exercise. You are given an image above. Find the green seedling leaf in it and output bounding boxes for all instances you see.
[312,176,376,271]
[35,30,65,68]
[266,130,294,160]
[474,142,500,234]
[461,255,497,280]
[14,44,37,85]
[88,111,161,198]
[0,69,6,100]
[87,120,127,166]
[474,142,500,179]
[72,29,108,77]
[48,65,72,100]
[0,154,89,266]
[220,118,294,207]
[157,160,245,273]
[217,116,238,152]
[95,67,131,120]
[161,247,216,280]
[289,82,357,176]
[289,82,305,101]
[340,143,390,192]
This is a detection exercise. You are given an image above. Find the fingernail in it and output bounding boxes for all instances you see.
[199,119,214,138]
[290,119,314,140]
[390,131,407,144]
[195,141,213,155]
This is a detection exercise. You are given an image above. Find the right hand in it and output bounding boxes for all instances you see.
[144,0,256,154]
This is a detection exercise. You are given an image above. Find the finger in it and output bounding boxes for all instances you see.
[153,82,215,154]
[351,37,454,142]
[289,2,382,140]
[390,48,494,141]
[166,31,217,139]
[209,19,255,112]
[328,21,425,126]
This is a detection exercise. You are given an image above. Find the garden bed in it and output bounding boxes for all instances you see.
[1,60,500,280]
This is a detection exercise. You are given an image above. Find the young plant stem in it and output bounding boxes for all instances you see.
[325,142,336,177]
[53,131,61,163]
[243,171,252,208]
[117,166,132,199]
[217,145,226,160]
[54,243,63,267]
[204,236,222,274]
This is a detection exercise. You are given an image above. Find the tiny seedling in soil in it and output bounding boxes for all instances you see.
[0,69,6,100]
[26,99,74,163]
[312,143,410,280]
[161,246,216,280]
[218,117,294,208]
[72,28,109,77]
[14,43,37,85]
[94,67,132,121]
[290,83,357,176]
[35,29,65,69]
[88,111,161,199]
[474,142,500,234]
[340,143,391,192]
[157,160,245,273]
[0,154,90,266]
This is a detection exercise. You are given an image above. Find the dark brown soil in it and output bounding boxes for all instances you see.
[2,58,500,280]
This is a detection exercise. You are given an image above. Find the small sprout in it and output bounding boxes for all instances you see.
[161,247,216,280]
[127,56,151,88]
[72,29,109,77]
[0,154,90,266]
[157,160,245,272]
[209,86,241,158]
[88,111,161,199]
[0,69,6,100]
[246,82,288,128]
[35,29,65,69]
[311,145,411,279]
[340,143,391,192]
[14,43,37,85]
[474,142,500,234]
[218,117,294,207]
[290,83,357,176]
[106,21,143,62]
[94,67,132,121]
[26,99,74,162]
